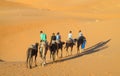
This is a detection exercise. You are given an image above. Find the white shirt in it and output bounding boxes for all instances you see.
[68,33,72,39]
[78,32,82,37]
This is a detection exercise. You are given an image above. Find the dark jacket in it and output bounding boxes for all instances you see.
[50,36,56,44]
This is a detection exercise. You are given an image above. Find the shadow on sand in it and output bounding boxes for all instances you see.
[46,39,111,66]
[0,59,5,62]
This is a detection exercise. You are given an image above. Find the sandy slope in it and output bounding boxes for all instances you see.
[0,0,120,76]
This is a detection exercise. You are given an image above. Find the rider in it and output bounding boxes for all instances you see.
[56,32,61,44]
[40,31,47,42]
[50,33,56,45]
[79,34,86,43]
[78,30,86,43]
[78,30,83,39]
[68,31,73,43]
[39,31,48,50]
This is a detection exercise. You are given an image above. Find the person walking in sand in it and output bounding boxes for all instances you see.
[79,33,86,53]
[81,34,86,52]
[76,30,86,53]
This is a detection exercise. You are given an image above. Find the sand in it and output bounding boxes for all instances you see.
[0,0,120,76]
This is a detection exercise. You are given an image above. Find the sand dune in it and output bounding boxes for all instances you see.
[0,0,32,9]
[7,0,120,12]
[0,0,120,76]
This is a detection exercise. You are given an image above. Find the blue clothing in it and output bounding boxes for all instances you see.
[56,35,61,40]
[81,40,86,49]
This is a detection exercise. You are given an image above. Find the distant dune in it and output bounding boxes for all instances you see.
[6,0,120,12]
[0,0,32,9]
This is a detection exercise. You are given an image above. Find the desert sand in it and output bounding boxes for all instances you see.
[0,0,120,76]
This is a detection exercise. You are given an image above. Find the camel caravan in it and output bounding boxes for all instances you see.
[26,30,86,69]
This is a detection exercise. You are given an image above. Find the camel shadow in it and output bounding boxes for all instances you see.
[46,39,111,65]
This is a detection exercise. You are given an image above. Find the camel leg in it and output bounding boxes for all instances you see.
[56,44,59,58]
[42,46,47,67]
[26,53,29,68]
[39,48,43,58]
[35,55,37,66]
[77,46,80,54]
[29,56,32,69]
[60,48,63,58]
[40,46,45,66]
[26,59,28,68]
[66,47,69,56]
[53,52,55,62]
[50,51,52,60]
[39,48,43,66]
[80,47,82,53]
[71,47,73,55]
[28,50,32,69]
[26,49,30,68]
[80,44,83,53]
[56,49,59,59]
[43,54,46,66]
[41,55,46,67]
[28,58,31,68]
